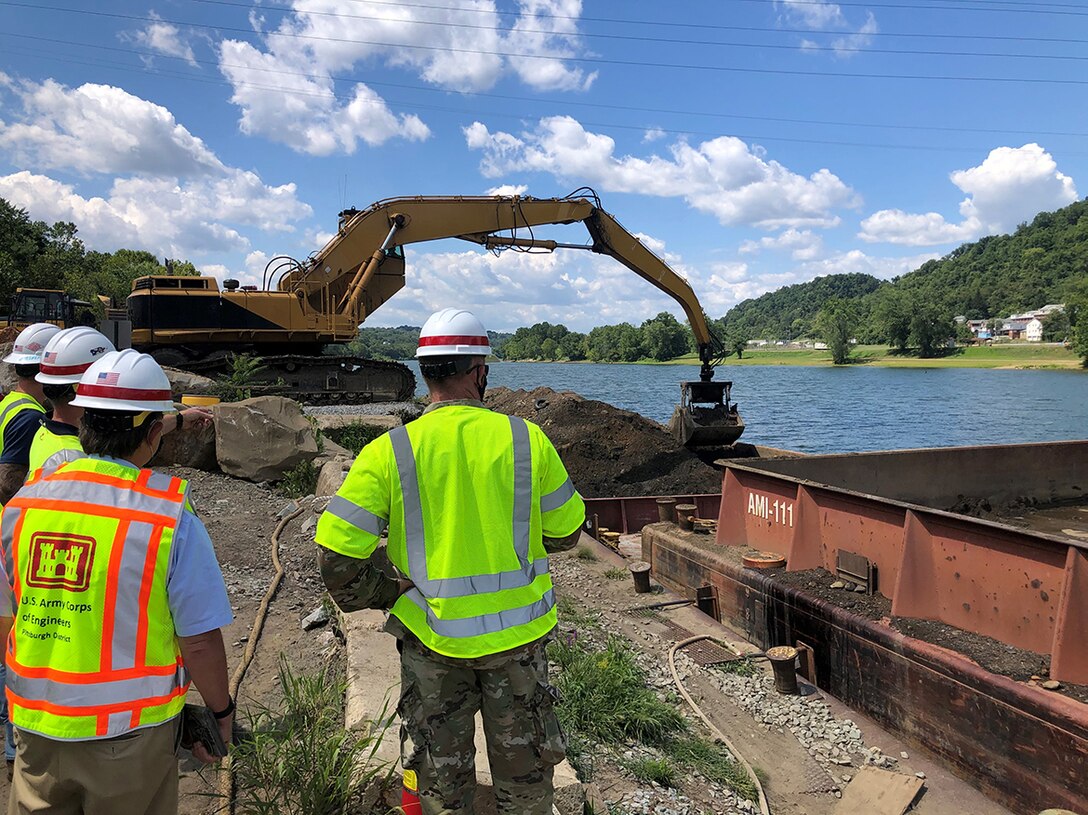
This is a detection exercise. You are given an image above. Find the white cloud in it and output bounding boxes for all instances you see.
[217,0,593,155]
[0,171,310,259]
[0,79,223,176]
[859,144,1078,246]
[776,0,848,29]
[643,127,667,143]
[0,78,312,260]
[465,116,859,229]
[123,13,198,67]
[739,228,824,260]
[486,184,530,196]
[777,1,877,57]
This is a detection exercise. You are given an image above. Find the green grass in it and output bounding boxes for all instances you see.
[664,737,756,799]
[279,459,318,497]
[556,595,600,628]
[549,637,686,745]
[230,660,391,815]
[659,342,1082,370]
[549,635,756,799]
[713,657,761,678]
[624,757,676,787]
[575,545,599,561]
[323,421,385,455]
[603,566,628,580]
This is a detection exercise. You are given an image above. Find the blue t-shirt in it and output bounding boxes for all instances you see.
[0,458,233,637]
[0,409,46,466]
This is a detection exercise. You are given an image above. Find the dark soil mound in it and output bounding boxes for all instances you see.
[485,387,722,499]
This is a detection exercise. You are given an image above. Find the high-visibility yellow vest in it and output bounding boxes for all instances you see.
[28,424,82,473]
[0,391,46,461]
[1,457,191,740]
[317,405,586,659]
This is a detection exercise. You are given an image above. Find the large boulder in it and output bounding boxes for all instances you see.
[153,410,218,471]
[316,456,353,497]
[162,366,216,396]
[214,396,319,482]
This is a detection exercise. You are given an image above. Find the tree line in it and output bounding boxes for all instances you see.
[0,199,198,313]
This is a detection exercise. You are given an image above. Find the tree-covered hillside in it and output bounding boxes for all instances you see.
[895,200,1088,318]
[721,273,882,341]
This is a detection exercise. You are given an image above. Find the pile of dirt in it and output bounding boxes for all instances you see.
[485,386,722,499]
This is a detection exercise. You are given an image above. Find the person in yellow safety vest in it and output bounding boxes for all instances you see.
[28,326,116,473]
[316,308,586,815]
[0,322,61,767]
[28,327,213,473]
[0,323,62,506]
[0,349,235,814]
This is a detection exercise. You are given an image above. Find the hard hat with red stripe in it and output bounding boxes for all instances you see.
[3,322,62,365]
[415,308,491,358]
[36,327,116,385]
[71,349,177,413]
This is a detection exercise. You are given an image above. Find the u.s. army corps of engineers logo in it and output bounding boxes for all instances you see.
[25,532,96,592]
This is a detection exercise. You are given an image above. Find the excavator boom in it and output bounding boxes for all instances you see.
[130,190,741,444]
[280,194,722,375]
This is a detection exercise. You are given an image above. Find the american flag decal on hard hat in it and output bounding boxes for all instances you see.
[43,352,57,363]
[97,371,121,386]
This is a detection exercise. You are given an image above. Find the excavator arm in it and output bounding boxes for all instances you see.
[279,193,724,381]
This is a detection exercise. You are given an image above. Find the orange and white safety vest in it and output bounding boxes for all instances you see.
[0,457,191,740]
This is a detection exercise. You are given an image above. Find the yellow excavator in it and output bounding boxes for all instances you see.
[128,189,742,446]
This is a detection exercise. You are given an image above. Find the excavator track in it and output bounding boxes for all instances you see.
[168,353,416,405]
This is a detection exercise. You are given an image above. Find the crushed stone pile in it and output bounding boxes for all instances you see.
[485,386,721,499]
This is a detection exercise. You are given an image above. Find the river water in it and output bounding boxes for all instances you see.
[407,361,1088,454]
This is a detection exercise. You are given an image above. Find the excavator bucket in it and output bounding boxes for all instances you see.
[668,380,745,449]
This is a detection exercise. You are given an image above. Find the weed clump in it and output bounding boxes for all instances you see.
[603,567,627,580]
[549,635,755,801]
[280,459,318,498]
[324,421,384,455]
[574,545,598,562]
[230,660,391,814]
[549,637,684,745]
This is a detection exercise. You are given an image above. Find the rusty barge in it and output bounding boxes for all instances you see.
[592,440,1088,814]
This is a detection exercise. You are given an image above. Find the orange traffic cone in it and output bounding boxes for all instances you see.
[401,769,422,814]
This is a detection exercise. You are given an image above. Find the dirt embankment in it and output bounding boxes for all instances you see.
[485,387,722,499]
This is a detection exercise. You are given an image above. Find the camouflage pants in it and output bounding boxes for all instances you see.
[398,636,565,815]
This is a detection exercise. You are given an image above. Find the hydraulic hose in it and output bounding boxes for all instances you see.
[217,503,305,811]
[668,636,771,815]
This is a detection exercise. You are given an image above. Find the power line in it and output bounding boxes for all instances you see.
[274,0,1088,42]
[4,3,1088,86]
[7,30,1087,141]
[731,0,1088,16]
[184,0,1088,63]
[6,42,1067,156]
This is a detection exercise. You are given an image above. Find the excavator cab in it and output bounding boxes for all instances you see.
[668,380,745,449]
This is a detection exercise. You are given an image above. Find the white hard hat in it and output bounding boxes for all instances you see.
[416,308,491,358]
[36,327,116,385]
[71,349,176,413]
[4,322,62,365]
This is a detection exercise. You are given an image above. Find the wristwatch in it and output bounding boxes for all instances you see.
[212,697,235,719]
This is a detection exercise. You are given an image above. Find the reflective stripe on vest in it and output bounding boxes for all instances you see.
[2,459,190,740]
[28,425,82,474]
[0,393,44,461]
[388,418,555,630]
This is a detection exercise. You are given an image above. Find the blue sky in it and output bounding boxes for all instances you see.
[1,0,1085,331]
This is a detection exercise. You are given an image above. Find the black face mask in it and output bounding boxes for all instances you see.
[476,365,489,400]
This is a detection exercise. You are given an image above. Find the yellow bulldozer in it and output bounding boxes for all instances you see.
[127,190,743,447]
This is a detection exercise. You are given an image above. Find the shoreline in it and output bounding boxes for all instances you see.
[485,344,1085,371]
